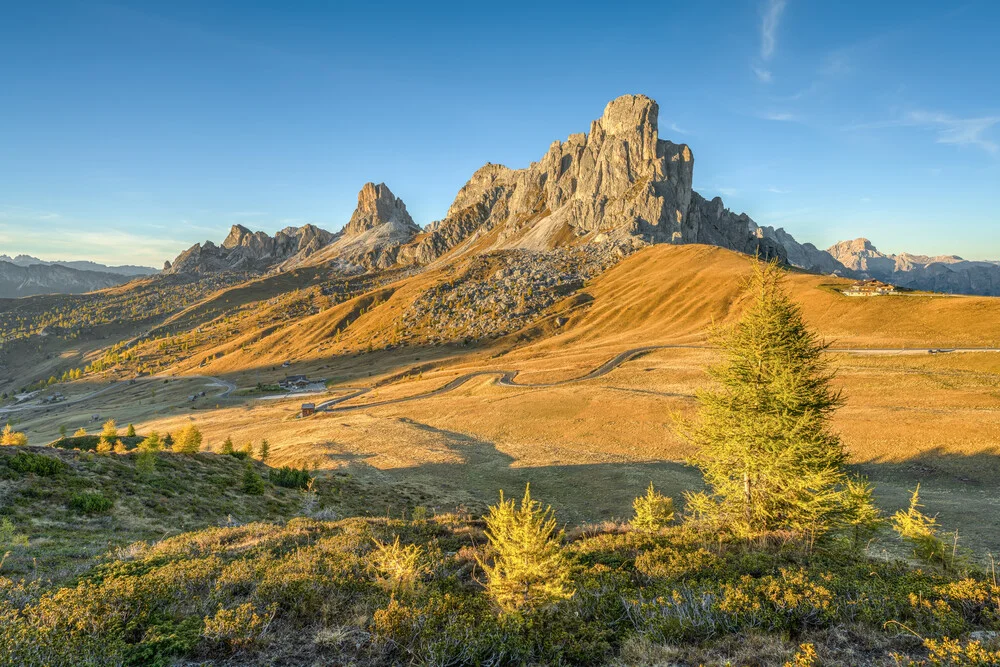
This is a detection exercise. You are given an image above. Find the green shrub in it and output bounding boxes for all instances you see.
[6,451,66,476]
[69,491,114,514]
[268,465,311,490]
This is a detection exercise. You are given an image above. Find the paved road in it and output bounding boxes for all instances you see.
[314,344,1000,414]
[0,373,236,415]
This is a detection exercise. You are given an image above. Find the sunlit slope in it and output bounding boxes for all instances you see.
[528,244,1000,353]
[168,244,999,384]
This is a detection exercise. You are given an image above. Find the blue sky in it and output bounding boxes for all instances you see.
[1,0,998,266]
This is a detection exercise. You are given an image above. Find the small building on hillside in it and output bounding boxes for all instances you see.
[843,280,897,296]
[301,403,316,417]
[280,375,310,390]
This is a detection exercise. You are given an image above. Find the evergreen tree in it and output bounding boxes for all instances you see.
[0,424,28,446]
[220,436,235,455]
[681,260,856,541]
[174,425,203,454]
[477,484,573,613]
[125,423,136,438]
[630,482,675,532]
[241,462,266,495]
[139,432,162,452]
[258,439,271,464]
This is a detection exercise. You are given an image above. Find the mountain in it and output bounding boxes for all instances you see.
[0,254,157,277]
[159,95,1000,297]
[0,260,132,298]
[164,224,334,274]
[828,238,1000,295]
[392,94,786,266]
[286,182,422,271]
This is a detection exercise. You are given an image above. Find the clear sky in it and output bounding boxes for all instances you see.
[1,0,998,267]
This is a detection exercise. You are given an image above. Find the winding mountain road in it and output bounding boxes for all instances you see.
[313,344,1000,414]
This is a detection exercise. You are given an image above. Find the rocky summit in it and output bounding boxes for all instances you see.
[394,94,786,266]
[165,224,334,274]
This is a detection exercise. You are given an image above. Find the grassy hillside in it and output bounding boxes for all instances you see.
[0,445,352,582]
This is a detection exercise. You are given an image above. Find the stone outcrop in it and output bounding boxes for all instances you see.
[828,238,1000,296]
[166,224,334,274]
[395,94,785,266]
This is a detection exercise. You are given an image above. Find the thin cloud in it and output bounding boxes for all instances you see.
[667,122,689,135]
[906,111,999,153]
[752,66,773,83]
[847,111,999,153]
[759,111,797,122]
[760,0,787,60]
[767,187,790,194]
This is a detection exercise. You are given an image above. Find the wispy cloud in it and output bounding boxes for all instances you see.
[713,187,739,197]
[906,111,999,153]
[667,122,689,135]
[847,110,1000,153]
[752,66,773,83]
[767,187,790,194]
[752,0,787,83]
[760,0,787,60]
[759,111,798,122]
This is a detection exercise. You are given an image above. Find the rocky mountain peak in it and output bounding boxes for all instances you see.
[222,224,254,249]
[393,93,784,266]
[597,94,659,143]
[343,182,418,236]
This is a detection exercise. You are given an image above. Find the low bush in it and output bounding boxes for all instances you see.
[69,491,114,514]
[269,466,311,490]
[6,451,66,477]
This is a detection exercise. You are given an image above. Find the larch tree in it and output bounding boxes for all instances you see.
[681,259,857,541]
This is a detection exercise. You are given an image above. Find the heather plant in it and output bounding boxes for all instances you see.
[477,484,573,613]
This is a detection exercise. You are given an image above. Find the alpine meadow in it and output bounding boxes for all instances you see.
[3,2,1000,665]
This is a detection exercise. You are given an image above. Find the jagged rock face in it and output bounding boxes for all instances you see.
[396,94,784,265]
[828,238,1000,296]
[343,182,418,236]
[166,224,334,274]
[290,183,421,271]
[753,225,849,275]
[0,261,129,298]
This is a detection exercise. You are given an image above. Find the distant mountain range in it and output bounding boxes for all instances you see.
[0,254,158,277]
[0,261,137,299]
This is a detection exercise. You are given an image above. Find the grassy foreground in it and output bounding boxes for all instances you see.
[0,443,999,666]
[3,508,1000,666]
